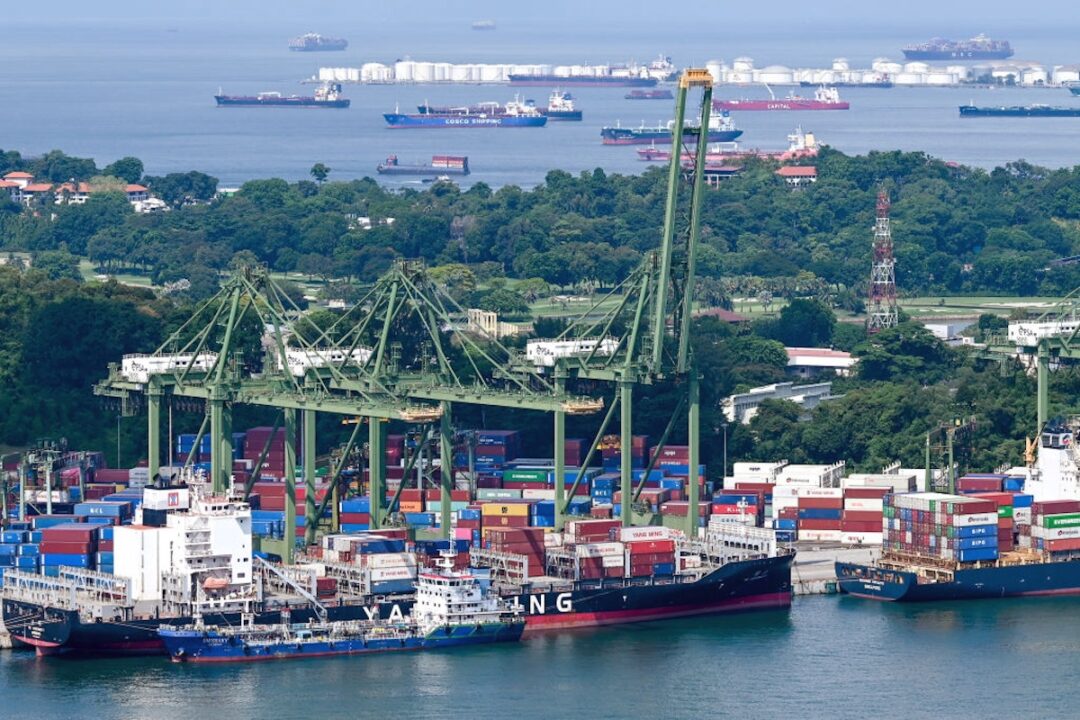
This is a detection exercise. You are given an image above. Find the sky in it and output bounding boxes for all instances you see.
[6,0,1079,30]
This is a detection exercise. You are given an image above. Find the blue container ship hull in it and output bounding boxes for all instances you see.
[602,128,743,145]
[384,113,547,128]
[215,96,350,109]
[159,621,524,663]
[4,554,791,655]
[836,560,1080,601]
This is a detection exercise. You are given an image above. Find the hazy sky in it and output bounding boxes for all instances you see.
[7,0,1079,29]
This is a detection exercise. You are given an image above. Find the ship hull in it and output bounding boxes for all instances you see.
[215,96,350,108]
[713,100,848,111]
[836,560,1080,602]
[601,129,743,145]
[960,106,1080,117]
[377,166,470,176]
[509,75,657,88]
[1072,88,1080,96]
[384,113,547,128]
[902,50,1013,61]
[543,110,583,121]
[159,621,523,663]
[4,555,790,655]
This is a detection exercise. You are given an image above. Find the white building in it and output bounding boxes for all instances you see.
[723,381,837,424]
[785,347,856,379]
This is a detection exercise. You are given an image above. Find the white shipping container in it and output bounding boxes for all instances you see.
[1032,525,1080,540]
[364,552,417,570]
[844,498,884,512]
[544,533,564,548]
[601,554,625,568]
[709,514,756,526]
[798,529,843,542]
[953,512,998,528]
[369,566,417,582]
[143,487,190,511]
[1013,508,1032,525]
[840,532,883,546]
[522,489,556,500]
[128,467,151,488]
[575,542,624,558]
[681,555,702,569]
[619,526,676,542]
[793,487,844,498]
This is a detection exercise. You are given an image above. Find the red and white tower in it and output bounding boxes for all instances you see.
[867,189,898,334]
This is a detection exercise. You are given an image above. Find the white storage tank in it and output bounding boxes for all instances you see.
[705,60,725,84]
[394,60,415,82]
[756,65,794,84]
[903,61,930,74]
[732,56,755,72]
[318,67,335,81]
[479,64,503,83]
[362,63,391,83]
[925,72,957,85]
[1022,66,1048,85]
[413,62,435,83]
[450,64,471,82]
[832,58,850,71]
[727,71,754,84]
[434,63,452,82]
[894,72,925,85]
[1052,64,1080,85]
[947,65,972,81]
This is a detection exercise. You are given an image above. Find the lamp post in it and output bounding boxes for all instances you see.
[116,414,122,468]
[721,422,729,479]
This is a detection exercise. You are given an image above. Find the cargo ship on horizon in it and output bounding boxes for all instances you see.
[714,86,849,111]
[215,82,349,108]
[902,34,1013,61]
[385,98,547,128]
[377,155,470,176]
[960,104,1080,117]
[626,89,674,100]
[418,91,581,121]
[289,33,348,52]
[601,112,742,145]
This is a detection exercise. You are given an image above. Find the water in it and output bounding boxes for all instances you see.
[3,596,1080,718]
[2,17,1080,187]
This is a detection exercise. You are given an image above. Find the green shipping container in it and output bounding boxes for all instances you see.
[1042,513,1080,529]
[998,506,1013,519]
[504,469,551,483]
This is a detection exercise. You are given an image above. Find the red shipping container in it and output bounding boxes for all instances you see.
[956,478,1002,492]
[711,503,759,515]
[40,541,95,554]
[1046,538,1080,552]
[41,526,97,541]
[998,517,1014,530]
[735,482,775,494]
[968,492,1015,506]
[261,497,285,511]
[98,539,114,552]
[778,507,798,519]
[798,519,842,530]
[843,511,884,522]
[951,500,998,515]
[487,515,529,528]
[591,506,613,519]
[798,497,844,509]
[339,512,370,524]
[1034,500,1080,516]
[840,520,881,532]
[626,540,676,554]
[843,487,891,499]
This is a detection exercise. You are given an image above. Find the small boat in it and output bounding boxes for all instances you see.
[538,90,582,121]
[625,89,675,100]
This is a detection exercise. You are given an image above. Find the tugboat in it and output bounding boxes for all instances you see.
[158,552,524,663]
[214,82,350,108]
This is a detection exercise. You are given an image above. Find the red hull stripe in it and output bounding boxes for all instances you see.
[16,636,63,648]
[522,592,791,631]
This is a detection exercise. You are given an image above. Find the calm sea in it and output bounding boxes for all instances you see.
[3,596,1080,719]
[1,18,1079,188]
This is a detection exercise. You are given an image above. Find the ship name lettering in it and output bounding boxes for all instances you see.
[362,606,378,620]
[556,593,572,612]
[529,595,545,614]
[388,605,404,621]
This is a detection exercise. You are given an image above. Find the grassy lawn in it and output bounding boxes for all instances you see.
[80,259,155,287]
[900,296,1061,318]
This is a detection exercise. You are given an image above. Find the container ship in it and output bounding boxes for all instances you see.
[215,82,349,108]
[601,112,742,145]
[289,33,348,52]
[1072,87,1080,96]
[377,155,470,176]
[714,86,848,111]
[385,99,547,128]
[626,89,674,100]
[158,553,524,663]
[837,463,1080,602]
[902,34,1013,61]
[959,104,1080,117]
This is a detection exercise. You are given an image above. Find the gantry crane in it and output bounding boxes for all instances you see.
[519,68,717,536]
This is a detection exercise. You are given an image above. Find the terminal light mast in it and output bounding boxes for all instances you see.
[867,189,898,334]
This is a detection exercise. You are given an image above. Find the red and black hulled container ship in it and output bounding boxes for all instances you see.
[3,528,792,656]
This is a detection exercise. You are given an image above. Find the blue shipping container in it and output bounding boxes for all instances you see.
[653,563,675,576]
[797,508,843,520]
[41,554,92,568]
[957,547,999,563]
[954,524,996,538]
[18,544,40,557]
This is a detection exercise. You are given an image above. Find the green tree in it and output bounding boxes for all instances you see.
[103,156,144,184]
[310,163,331,184]
[32,250,82,282]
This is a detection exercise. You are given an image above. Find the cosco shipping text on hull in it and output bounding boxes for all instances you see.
[383,114,548,128]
